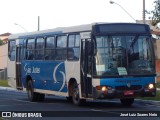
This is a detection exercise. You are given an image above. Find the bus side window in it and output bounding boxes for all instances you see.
[45,36,55,60]
[26,38,35,60]
[8,40,16,61]
[35,38,44,60]
[67,34,80,61]
[56,35,67,60]
[26,51,34,60]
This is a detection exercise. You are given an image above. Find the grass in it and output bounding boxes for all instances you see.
[0,117,5,120]
[0,80,10,87]
[140,91,160,101]
[156,82,160,88]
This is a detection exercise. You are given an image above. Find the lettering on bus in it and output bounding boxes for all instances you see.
[24,64,40,74]
[32,67,40,73]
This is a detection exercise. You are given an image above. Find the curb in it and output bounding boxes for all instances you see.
[0,86,26,93]
[157,88,160,91]
[0,86,16,91]
[136,99,160,103]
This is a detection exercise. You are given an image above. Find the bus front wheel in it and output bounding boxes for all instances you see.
[27,80,45,102]
[72,82,86,106]
[120,98,134,106]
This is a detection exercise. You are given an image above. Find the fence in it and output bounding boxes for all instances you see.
[0,68,7,80]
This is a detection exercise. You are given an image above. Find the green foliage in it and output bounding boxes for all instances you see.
[0,39,3,45]
[156,82,160,88]
[147,0,160,26]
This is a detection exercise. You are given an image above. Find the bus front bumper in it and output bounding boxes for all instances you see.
[93,87,156,99]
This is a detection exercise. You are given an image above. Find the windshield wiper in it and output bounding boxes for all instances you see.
[130,35,139,48]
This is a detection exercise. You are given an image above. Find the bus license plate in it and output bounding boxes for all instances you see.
[124,91,134,96]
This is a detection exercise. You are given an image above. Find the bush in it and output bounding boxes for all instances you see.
[0,39,3,45]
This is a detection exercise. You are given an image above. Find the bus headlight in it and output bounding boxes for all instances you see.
[95,86,112,92]
[148,83,154,89]
[102,86,107,91]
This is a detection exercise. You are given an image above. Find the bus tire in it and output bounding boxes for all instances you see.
[120,98,134,106]
[72,82,86,106]
[66,96,73,102]
[27,80,39,102]
[37,93,45,102]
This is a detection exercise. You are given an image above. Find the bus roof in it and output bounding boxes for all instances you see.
[8,23,149,40]
[8,23,94,40]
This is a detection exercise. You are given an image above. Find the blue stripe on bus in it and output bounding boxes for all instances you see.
[100,77,155,88]
[21,61,67,93]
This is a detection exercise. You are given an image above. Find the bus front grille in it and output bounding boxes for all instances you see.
[115,85,142,91]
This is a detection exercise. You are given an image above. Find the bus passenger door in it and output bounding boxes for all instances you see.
[81,39,92,98]
[16,46,23,90]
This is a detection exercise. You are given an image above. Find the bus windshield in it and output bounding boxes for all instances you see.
[93,35,155,77]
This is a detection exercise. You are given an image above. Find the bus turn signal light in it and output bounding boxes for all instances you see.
[96,86,101,90]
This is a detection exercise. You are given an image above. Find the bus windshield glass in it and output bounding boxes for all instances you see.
[93,35,155,77]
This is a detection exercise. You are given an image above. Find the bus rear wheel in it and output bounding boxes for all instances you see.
[27,80,45,102]
[66,96,73,102]
[72,82,86,106]
[120,98,134,106]
[37,93,45,101]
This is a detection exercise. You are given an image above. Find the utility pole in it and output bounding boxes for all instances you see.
[143,0,145,24]
[38,16,40,31]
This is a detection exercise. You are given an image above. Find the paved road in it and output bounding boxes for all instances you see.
[0,87,160,120]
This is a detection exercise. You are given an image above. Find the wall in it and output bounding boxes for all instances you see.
[156,40,160,59]
[154,39,160,82]
[0,43,8,69]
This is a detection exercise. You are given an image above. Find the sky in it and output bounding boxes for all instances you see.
[0,0,155,34]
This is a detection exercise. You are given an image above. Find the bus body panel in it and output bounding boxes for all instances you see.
[65,61,80,84]
[22,61,67,92]
[21,60,81,95]
[99,77,155,88]
[7,60,16,88]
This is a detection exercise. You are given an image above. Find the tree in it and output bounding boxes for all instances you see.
[147,0,160,26]
[0,39,3,45]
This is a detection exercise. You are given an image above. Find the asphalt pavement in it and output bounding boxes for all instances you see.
[0,86,160,120]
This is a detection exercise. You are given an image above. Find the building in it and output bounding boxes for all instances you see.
[0,32,11,44]
[0,33,11,70]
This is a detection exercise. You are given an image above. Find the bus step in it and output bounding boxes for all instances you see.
[17,87,23,90]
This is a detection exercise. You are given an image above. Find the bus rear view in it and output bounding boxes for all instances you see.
[87,23,156,106]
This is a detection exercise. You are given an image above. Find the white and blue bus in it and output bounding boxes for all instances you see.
[8,23,156,106]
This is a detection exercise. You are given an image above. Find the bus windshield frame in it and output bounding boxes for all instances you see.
[92,34,155,78]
